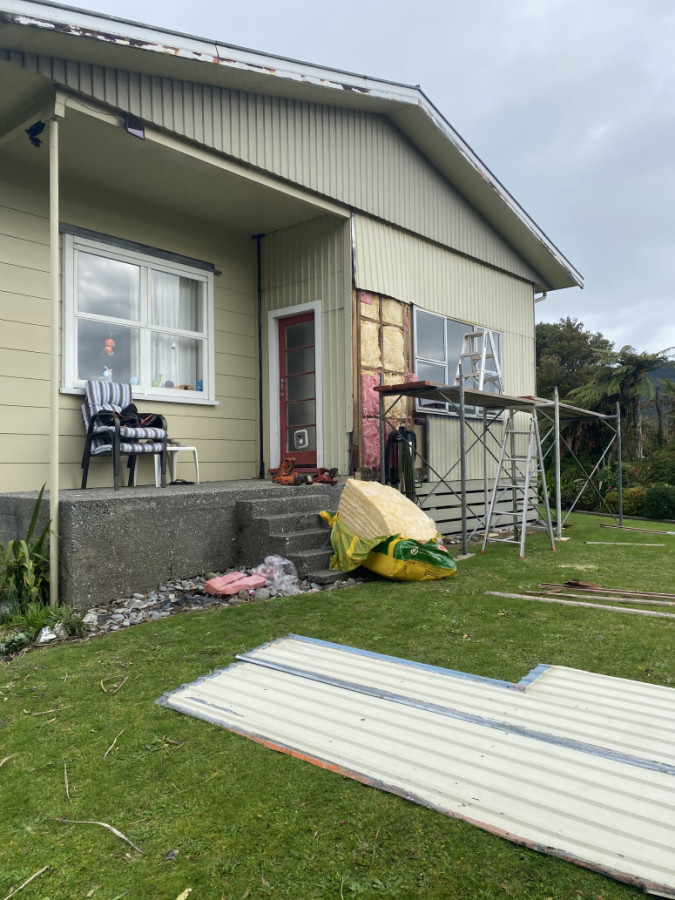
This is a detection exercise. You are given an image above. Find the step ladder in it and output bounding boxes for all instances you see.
[481,410,555,557]
[454,329,504,393]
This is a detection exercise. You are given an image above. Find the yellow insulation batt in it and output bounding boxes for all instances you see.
[337,479,439,543]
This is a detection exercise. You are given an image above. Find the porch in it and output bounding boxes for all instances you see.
[0,480,344,610]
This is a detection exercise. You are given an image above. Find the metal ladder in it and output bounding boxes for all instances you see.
[481,410,555,557]
[454,328,504,392]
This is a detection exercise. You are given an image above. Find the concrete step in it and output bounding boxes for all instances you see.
[237,486,342,521]
[269,527,332,555]
[260,511,325,535]
[292,547,335,577]
[305,568,345,585]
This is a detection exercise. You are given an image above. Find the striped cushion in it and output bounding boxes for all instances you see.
[85,380,132,410]
[90,438,166,456]
[93,424,166,440]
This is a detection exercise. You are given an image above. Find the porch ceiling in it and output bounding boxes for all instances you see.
[0,74,343,235]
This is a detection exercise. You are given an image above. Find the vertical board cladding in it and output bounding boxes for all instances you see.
[261,216,351,474]
[0,169,259,492]
[1,51,544,284]
[353,215,537,482]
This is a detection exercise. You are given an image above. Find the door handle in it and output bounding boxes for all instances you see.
[280,378,285,398]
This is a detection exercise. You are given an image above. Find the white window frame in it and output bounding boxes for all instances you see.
[62,233,216,404]
[413,307,503,417]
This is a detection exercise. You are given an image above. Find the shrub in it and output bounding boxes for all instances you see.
[649,449,675,486]
[0,487,50,614]
[643,484,675,520]
[604,486,646,517]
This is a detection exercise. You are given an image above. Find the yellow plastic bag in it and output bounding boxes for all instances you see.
[361,534,457,582]
[320,511,457,581]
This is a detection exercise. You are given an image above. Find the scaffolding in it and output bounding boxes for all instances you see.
[375,381,623,556]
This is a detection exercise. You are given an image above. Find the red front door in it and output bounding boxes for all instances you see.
[278,312,317,467]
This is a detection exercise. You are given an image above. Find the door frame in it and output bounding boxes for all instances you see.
[268,300,323,470]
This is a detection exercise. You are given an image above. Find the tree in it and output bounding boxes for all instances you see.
[569,346,674,460]
[536,318,613,400]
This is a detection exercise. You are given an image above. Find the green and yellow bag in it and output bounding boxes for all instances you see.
[319,511,457,582]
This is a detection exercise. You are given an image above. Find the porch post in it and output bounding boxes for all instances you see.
[49,114,60,607]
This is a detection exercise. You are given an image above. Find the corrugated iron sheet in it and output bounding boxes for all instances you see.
[158,636,675,897]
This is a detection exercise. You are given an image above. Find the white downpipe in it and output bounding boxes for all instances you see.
[49,116,60,608]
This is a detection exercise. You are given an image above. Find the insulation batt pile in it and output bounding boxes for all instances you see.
[337,478,438,542]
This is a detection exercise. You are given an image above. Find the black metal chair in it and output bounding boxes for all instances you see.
[81,380,168,490]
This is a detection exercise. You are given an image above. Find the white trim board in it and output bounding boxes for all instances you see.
[267,301,323,470]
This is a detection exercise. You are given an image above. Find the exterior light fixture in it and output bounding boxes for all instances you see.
[25,120,46,148]
[125,114,145,140]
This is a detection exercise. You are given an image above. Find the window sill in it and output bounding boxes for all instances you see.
[60,387,219,407]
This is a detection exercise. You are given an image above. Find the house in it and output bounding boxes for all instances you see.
[0,2,582,602]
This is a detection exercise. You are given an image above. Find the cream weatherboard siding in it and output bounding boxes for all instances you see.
[261,215,351,475]
[0,169,259,492]
[353,215,536,482]
[2,50,546,288]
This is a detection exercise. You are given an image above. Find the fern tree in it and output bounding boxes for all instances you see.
[570,346,673,460]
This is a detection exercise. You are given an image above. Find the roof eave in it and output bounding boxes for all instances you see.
[0,0,583,290]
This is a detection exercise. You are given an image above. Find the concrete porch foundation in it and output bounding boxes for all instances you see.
[0,481,343,611]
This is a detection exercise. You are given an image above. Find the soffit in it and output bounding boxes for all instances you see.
[1,104,344,235]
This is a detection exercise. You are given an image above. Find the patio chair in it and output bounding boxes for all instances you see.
[81,380,168,490]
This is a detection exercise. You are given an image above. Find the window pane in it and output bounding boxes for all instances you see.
[287,373,314,402]
[151,271,203,333]
[151,332,203,389]
[417,361,446,385]
[286,347,315,376]
[77,320,140,384]
[446,319,472,383]
[287,399,315,427]
[287,425,316,452]
[286,320,314,350]
[416,310,445,361]
[77,252,140,321]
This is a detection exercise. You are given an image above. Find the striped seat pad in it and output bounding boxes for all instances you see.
[92,424,166,440]
[90,439,166,456]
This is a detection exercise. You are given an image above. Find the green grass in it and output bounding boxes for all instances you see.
[1,513,674,899]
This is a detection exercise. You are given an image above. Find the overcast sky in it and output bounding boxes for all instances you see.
[68,0,675,355]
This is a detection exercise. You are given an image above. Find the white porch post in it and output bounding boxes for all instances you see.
[49,114,60,607]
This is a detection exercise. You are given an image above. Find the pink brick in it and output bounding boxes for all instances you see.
[204,572,267,596]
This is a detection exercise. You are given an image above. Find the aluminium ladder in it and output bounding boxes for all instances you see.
[481,410,555,557]
[454,329,504,393]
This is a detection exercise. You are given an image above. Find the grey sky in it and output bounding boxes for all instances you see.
[68,0,675,354]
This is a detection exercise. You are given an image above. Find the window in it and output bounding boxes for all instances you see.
[62,232,215,403]
[413,308,502,416]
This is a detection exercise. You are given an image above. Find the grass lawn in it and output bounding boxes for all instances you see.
[1,513,674,900]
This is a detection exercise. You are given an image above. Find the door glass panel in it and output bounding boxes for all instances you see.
[77,252,140,321]
[287,426,316,452]
[286,346,315,376]
[285,321,314,350]
[151,333,203,389]
[287,373,314,402]
[287,400,315,427]
[77,319,140,384]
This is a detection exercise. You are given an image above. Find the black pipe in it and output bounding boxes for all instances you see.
[253,233,265,479]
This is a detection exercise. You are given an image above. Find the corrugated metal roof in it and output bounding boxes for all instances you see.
[158,636,675,897]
